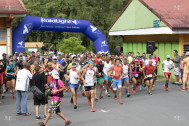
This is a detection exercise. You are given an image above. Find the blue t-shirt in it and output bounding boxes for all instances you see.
[57,58,65,67]
[7,64,15,77]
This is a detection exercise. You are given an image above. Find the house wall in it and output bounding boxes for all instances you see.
[123,34,180,77]
[0,17,12,58]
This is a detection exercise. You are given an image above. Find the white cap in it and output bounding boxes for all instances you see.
[52,70,60,79]
[52,56,57,60]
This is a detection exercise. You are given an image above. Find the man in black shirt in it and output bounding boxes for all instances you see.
[32,66,48,120]
[96,59,104,99]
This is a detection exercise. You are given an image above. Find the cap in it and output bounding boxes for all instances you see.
[185,52,189,56]
[72,55,76,59]
[58,52,62,55]
[9,59,13,62]
[88,61,94,65]
[74,59,79,62]
[47,62,52,65]
[167,55,171,58]
[49,51,54,55]
[52,56,57,60]
[22,56,27,60]
[66,55,70,58]
[98,59,102,62]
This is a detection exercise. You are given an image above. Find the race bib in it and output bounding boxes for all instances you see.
[88,77,93,83]
[135,74,138,77]
[147,74,152,77]
[167,65,170,68]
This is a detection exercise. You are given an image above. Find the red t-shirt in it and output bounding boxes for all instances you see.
[94,57,102,65]
[131,59,144,67]
[143,65,154,75]
[111,65,123,80]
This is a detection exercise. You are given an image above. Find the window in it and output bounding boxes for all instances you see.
[184,45,189,54]
[0,28,6,41]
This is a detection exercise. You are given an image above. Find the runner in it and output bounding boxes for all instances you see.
[67,63,81,109]
[143,60,156,95]
[5,59,16,99]
[103,57,112,97]
[38,70,71,126]
[81,61,96,112]
[130,59,141,94]
[162,55,174,91]
[122,58,131,97]
[96,59,104,99]
[110,59,123,104]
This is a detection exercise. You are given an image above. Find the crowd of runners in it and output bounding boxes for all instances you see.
[0,49,188,126]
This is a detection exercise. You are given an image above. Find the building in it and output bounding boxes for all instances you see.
[109,0,189,77]
[0,0,27,59]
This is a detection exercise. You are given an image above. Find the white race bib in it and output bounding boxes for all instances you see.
[135,74,138,77]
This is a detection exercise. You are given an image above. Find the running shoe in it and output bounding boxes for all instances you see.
[65,120,72,126]
[99,95,103,99]
[88,98,92,105]
[74,105,77,109]
[148,92,152,95]
[2,95,5,99]
[82,91,85,96]
[91,107,95,112]
[164,86,168,91]
[108,93,110,97]
[119,100,123,104]
[179,88,186,91]
[95,97,99,101]
[24,113,31,116]
[127,93,131,97]
[114,96,117,100]
[132,90,136,94]
[13,96,16,99]
[105,90,108,95]
[3,89,6,93]
[139,85,142,91]
[36,116,42,120]
[38,122,45,126]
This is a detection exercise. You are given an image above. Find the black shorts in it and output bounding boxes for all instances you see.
[139,72,143,77]
[84,86,95,91]
[131,76,138,80]
[59,72,64,80]
[6,77,15,81]
[94,83,97,87]
[34,96,48,105]
[145,77,153,81]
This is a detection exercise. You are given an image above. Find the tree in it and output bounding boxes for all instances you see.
[58,37,86,54]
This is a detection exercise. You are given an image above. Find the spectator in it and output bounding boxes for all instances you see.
[171,50,181,85]
[15,63,32,116]
[32,66,48,120]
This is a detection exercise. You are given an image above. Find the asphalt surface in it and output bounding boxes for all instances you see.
[0,82,189,126]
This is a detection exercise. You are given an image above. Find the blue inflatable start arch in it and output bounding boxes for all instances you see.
[12,16,110,54]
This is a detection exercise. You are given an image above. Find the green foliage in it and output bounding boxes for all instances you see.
[58,37,86,54]
[12,0,130,53]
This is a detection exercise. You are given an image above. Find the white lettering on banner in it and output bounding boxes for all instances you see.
[17,41,25,48]
[41,18,80,25]
[90,25,102,34]
[101,41,106,45]
[101,40,108,47]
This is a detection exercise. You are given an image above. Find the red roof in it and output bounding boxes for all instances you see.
[139,0,189,29]
[0,0,27,14]
[108,0,189,31]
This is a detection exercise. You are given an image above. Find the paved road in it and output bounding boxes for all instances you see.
[0,82,189,126]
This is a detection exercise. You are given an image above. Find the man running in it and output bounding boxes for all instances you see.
[162,55,174,91]
[143,60,156,95]
[110,59,123,104]
[122,58,130,97]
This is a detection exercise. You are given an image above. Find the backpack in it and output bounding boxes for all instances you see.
[54,79,63,98]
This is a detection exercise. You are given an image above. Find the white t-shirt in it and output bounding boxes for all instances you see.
[85,69,95,86]
[145,59,156,67]
[103,62,112,75]
[16,69,32,91]
[69,70,79,84]
[122,64,129,78]
[162,60,174,73]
